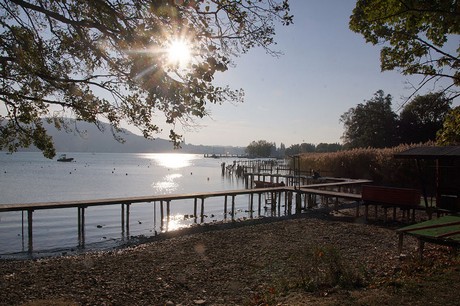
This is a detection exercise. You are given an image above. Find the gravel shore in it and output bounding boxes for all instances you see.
[0,209,456,306]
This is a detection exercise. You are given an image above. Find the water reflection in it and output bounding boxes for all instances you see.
[163,214,190,232]
[152,173,182,193]
[140,153,195,169]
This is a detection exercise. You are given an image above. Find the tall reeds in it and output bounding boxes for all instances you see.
[298,144,436,192]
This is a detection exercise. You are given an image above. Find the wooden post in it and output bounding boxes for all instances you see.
[295,192,302,214]
[27,209,33,254]
[231,195,236,219]
[277,192,281,216]
[78,207,82,244]
[78,206,86,247]
[153,201,156,231]
[166,200,171,223]
[224,195,228,218]
[250,193,254,218]
[121,204,125,237]
[21,211,25,250]
[194,198,197,221]
[81,207,85,247]
[200,198,205,223]
[126,203,130,237]
[258,193,262,216]
[160,201,164,229]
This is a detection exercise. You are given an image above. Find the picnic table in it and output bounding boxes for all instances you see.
[397,215,460,259]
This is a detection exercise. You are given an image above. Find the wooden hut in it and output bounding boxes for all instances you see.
[395,146,460,212]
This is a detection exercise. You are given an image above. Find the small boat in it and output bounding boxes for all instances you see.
[253,180,285,188]
[57,154,74,162]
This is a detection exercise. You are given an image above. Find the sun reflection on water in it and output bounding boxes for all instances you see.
[140,153,195,169]
[163,214,191,232]
[152,173,182,193]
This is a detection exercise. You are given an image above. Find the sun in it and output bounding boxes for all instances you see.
[166,39,192,67]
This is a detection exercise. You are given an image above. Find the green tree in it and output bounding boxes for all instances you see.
[316,142,342,152]
[399,92,452,144]
[349,0,459,98]
[245,140,275,158]
[341,90,398,149]
[437,106,460,145]
[0,0,292,158]
[285,143,316,156]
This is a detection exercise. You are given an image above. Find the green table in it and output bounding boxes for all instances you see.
[397,215,460,259]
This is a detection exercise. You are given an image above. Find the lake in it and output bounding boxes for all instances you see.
[0,152,261,257]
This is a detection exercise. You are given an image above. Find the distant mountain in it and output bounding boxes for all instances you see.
[18,120,246,155]
[44,120,174,153]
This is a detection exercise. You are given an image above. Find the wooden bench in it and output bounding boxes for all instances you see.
[361,185,422,222]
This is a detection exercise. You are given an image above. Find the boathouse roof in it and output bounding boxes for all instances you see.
[394,146,460,160]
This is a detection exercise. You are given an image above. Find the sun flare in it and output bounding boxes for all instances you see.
[167,39,192,66]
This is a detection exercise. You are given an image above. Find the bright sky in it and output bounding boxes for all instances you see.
[169,0,458,148]
[1,1,457,149]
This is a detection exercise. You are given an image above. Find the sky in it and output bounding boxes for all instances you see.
[161,0,459,148]
[1,1,457,149]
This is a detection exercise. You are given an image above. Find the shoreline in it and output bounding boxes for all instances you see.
[1,207,459,305]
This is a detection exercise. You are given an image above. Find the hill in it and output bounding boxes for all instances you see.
[18,120,246,155]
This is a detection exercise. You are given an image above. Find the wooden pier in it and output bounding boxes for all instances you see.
[0,187,288,254]
[0,177,371,255]
[203,153,248,158]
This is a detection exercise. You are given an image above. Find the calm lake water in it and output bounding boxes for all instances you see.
[0,152,257,257]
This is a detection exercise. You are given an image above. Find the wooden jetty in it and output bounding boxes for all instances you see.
[204,153,248,158]
[0,187,288,254]
[0,177,372,254]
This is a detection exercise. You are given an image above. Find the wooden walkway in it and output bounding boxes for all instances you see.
[0,187,287,254]
[0,178,372,254]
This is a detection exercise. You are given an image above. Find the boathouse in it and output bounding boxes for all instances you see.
[394,146,460,212]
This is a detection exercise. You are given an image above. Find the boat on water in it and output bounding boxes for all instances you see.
[253,180,285,188]
[57,154,74,162]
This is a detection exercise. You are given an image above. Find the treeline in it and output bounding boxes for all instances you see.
[341,90,458,148]
[245,90,458,159]
[245,140,342,158]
